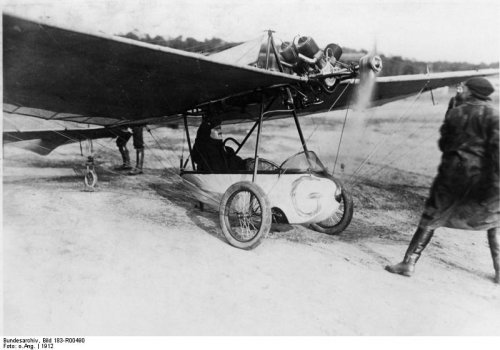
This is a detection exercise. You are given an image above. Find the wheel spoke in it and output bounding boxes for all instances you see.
[226,189,263,241]
[221,184,270,247]
[319,202,345,227]
[239,217,249,237]
[251,200,261,216]
[248,215,260,230]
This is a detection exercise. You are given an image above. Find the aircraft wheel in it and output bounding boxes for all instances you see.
[219,181,272,250]
[310,179,353,235]
[84,167,98,188]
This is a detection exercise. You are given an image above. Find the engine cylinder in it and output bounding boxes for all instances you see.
[324,43,343,61]
[280,41,298,64]
[296,36,320,58]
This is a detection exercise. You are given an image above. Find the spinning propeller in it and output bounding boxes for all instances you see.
[354,42,383,110]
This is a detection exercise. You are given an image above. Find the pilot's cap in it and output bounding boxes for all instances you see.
[465,77,494,100]
[207,116,222,129]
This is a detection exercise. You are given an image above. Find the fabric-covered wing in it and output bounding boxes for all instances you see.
[3,12,303,126]
[216,68,498,122]
[373,69,499,106]
[301,69,498,115]
[3,127,128,155]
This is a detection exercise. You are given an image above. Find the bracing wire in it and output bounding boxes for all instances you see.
[5,104,223,205]
[332,88,354,175]
[361,100,441,180]
[302,80,353,152]
[368,127,439,180]
[348,80,431,183]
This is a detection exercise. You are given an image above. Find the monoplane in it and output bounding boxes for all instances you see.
[3,12,498,248]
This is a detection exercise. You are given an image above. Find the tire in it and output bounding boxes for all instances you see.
[84,167,98,188]
[310,178,353,235]
[219,181,272,250]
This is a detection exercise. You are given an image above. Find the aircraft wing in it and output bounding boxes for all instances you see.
[3,127,125,155]
[2,110,184,156]
[373,69,499,106]
[3,12,303,126]
[4,12,498,129]
[213,68,498,122]
[301,68,499,115]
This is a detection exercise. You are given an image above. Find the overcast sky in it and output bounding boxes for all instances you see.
[4,0,499,64]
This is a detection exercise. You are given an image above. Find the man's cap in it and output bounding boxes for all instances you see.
[465,77,494,100]
[207,116,222,129]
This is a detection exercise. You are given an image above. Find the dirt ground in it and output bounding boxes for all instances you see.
[2,82,500,335]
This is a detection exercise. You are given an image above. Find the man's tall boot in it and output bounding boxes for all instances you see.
[385,227,435,277]
[115,147,132,170]
[487,228,500,284]
[128,149,144,175]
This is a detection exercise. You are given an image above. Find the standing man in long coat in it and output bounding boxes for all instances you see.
[386,77,499,284]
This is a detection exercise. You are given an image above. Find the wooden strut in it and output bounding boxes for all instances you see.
[251,30,278,182]
[252,98,265,183]
[250,30,314,185]
[236,120,260,154]
[268,30,312,166]
[183,114,195,170]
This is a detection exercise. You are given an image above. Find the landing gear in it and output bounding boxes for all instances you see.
[81,139,97,190]
[219,181,272,250]
[310,179,353,235]
[83,156,98,189]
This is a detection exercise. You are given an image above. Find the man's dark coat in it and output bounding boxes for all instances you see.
[419,96,499,230]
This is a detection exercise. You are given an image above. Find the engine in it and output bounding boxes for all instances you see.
[279,36,345,91]
[255,34,383,108]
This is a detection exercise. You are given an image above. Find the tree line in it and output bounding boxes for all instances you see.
[377,54,498,76]
[120,32,239,54]
[120,32,498,75]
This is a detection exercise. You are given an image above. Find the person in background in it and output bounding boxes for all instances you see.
[128,126,145,175]
[114,127,133,170]
[385,77,499,284]
[447,82,466,112]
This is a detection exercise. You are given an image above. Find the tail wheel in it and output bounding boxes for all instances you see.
[310,179,353,235]
[84,167,98,188]
[219,181,272,250]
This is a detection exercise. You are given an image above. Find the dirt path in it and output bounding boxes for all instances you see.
[3,162,500,335]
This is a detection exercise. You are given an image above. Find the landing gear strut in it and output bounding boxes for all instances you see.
[84,155,98,189]
[81,139,98,190]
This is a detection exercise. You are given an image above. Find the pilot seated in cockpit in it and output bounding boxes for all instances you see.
[191,117,246,173]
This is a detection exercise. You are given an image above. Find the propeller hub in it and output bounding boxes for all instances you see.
[370,55,383,73]
[359,54,383,74]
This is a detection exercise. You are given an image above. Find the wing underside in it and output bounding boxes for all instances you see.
[3,127,124,155]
